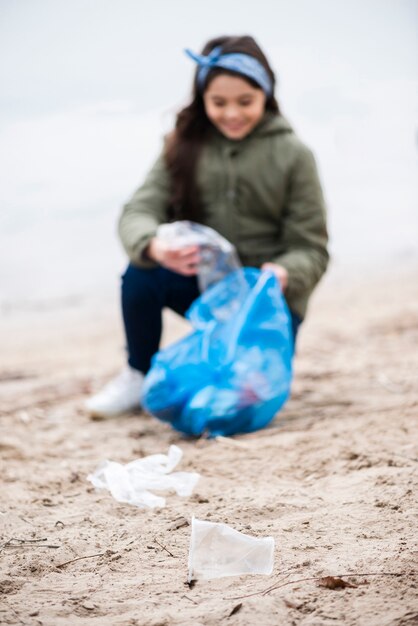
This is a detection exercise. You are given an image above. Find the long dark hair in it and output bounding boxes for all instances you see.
[165,35,280,221]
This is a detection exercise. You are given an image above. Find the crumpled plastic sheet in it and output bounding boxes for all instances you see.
[87,445,200,509]
[156,221,242,292]
[188,517,275,581]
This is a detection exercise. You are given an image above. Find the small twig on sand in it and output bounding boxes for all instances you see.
[56,552,106,569]
[153,538,177,558]
[2,543,61,549]
[262,573,292,596]
[182,594,198,605]
[5,537,47,544]
[227,571,416,600]
[222,567,300,601]
[225,573,292,601]
[1,537,59,550]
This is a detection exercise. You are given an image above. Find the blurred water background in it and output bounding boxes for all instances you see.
[0,0,417,311]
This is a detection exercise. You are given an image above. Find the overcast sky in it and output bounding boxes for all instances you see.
[1,0,417,119]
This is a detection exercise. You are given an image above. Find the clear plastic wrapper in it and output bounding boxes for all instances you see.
[188,517,275,581]
[87,445,200,509]
[157,221,243,293]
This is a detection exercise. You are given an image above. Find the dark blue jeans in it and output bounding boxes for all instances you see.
[121,264,301,374]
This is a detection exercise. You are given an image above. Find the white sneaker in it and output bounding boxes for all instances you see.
[85,366,144,418]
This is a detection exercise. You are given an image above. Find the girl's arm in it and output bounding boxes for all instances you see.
[270,144,329,301]
[118,150,170,268]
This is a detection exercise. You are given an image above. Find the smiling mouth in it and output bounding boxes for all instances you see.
[222,123,246,131]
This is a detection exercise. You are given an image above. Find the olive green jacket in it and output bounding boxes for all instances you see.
[118,113,329,318]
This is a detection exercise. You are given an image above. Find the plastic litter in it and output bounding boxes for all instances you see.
[188,517,275,581]
[156,221,242,292]
[87,445,200,509]
[142,267,294,437]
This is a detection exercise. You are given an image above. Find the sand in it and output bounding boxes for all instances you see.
[0,265,417,626]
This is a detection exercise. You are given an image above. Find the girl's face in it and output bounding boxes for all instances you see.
[203,74,266,141]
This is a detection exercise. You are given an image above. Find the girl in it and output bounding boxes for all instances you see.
[86,35,329,418]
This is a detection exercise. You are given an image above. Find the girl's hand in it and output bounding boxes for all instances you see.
[261,262,289,291]
[147,237,200,276]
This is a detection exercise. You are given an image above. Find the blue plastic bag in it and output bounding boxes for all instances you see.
[141,268,294,437]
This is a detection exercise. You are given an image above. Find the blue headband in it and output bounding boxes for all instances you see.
[185,46,273,97]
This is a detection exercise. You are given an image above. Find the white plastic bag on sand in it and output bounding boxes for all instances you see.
[156,221,242,292]
[188,517,274,581]
[87,445,200,509]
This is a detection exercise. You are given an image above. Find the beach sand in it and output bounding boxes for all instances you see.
[1,265,417,626]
